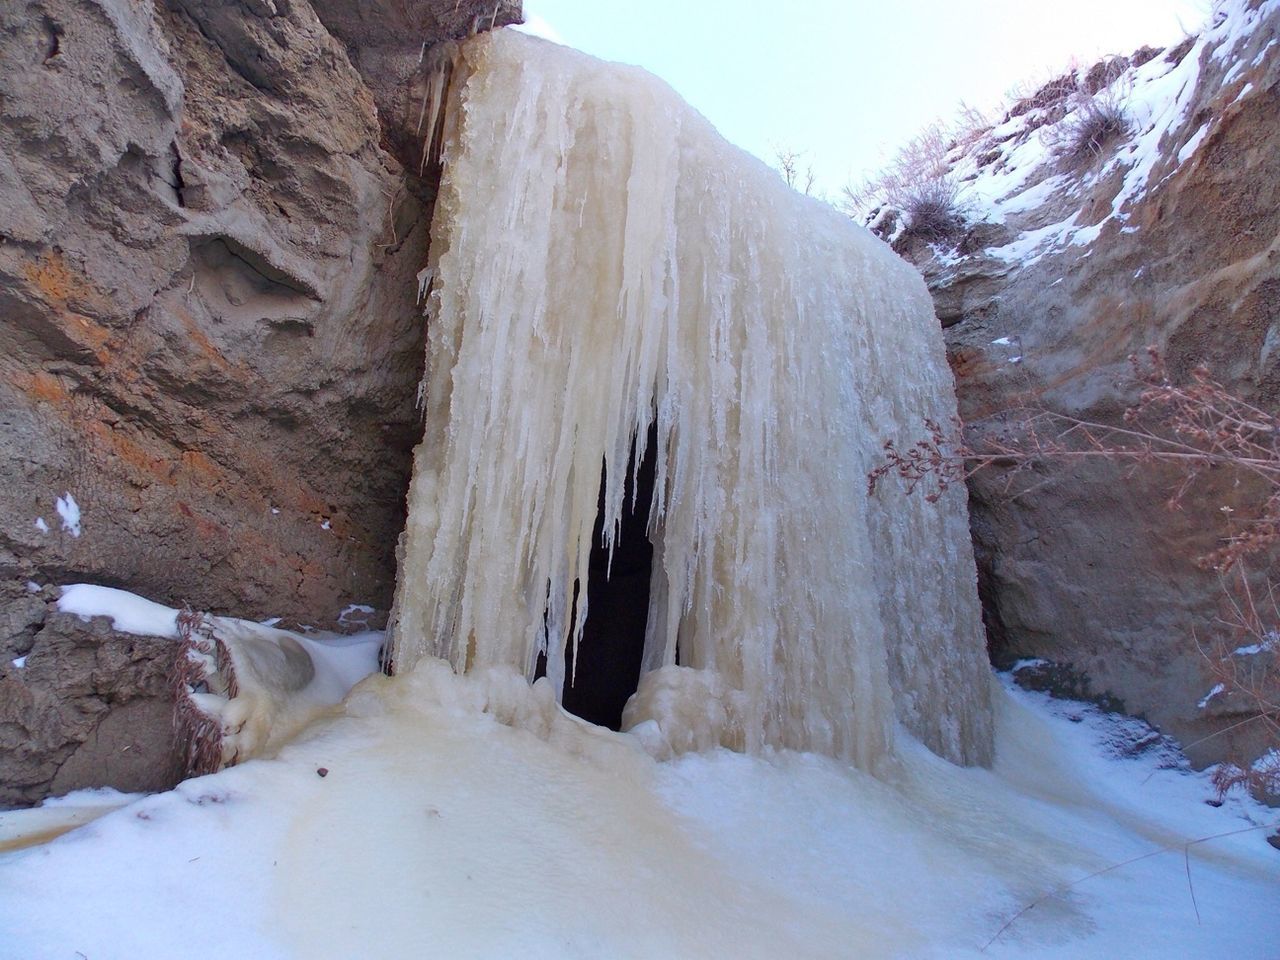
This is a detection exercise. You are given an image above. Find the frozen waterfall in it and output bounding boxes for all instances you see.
[388,30,992,767]
[5,29,1277,960]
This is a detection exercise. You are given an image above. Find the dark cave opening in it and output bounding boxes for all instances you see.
[537,424,659,730]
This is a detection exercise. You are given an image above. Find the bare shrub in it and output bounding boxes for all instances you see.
[1004,69,1079,121]
[1130,45,1162,69]
[843,124,949,212]
[844,123,966,247]
[900,178,965,244]
[949,100,994,151]
[1197,567,1280,800]
[1051,89,1131,166]
[1083,55,1131,95]
[870,350,1280,560]
[772,146,817,196]
[869,348,1280,797]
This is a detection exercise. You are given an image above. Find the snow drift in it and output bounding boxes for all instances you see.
[389,29,993,767]
[2,663,1276,959]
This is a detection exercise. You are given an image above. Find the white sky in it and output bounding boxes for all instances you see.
[519,0,1211,195]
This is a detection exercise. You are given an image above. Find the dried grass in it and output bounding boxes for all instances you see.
[1053,91,1131,166]
[172,606,240,777]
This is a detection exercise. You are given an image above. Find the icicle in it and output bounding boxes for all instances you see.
[389,30,993,768]
[416,41,461,177]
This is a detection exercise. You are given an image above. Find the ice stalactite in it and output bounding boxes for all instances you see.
[389,29,993,768]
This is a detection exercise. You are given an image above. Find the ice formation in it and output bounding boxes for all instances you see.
[176,616,383,769]
[389,30,993,767]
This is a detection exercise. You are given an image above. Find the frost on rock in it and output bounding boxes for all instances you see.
[55,492,80,537]
[388,30,993,768]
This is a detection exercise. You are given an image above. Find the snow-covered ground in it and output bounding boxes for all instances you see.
[0,657,1274,960]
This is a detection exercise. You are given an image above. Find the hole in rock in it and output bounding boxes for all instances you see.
[536,423,659,730]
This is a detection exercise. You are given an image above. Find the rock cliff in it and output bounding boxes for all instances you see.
[0,0,516,805]
[872,0,1279,774]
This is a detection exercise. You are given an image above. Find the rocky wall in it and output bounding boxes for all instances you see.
[0,0,518,804]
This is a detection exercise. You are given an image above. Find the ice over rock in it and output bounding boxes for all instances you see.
[388,30,993,768]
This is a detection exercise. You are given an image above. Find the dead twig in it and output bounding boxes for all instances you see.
[981,821,1278,950]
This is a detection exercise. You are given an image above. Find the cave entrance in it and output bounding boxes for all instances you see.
[539,424,659,730]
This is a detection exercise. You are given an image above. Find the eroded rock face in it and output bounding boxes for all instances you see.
[308,0,521,169]
[0,597,184,807]
[901,10,1280,770]
[0,0,518,803]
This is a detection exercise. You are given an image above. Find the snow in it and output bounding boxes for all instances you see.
[320,519,331,530]
[25,580,40,593]
[0,666,1274,959]
[391,28,992,769]
[33,517,48,534]
[990,214,1090,264]
[1253,749,1280,778]
[0,789,143,854]
[1232,632,1276,656]
[39,787,143,809]
[55,491,80,537]
[866,204,907,246]
[10,656,25,669]
[992,336,1014,345]
[337,604,376,629]
[902,0,1278,269]
[1177,121,1211,163]
[58,583,180,637]
[1198,682,1226,709]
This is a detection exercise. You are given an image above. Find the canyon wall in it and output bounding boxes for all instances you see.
[0,0,516,805]
[878,2,1279,773]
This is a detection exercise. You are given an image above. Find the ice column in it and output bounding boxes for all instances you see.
[389,30,993,767]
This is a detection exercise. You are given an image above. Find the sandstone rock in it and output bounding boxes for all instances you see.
[0,610,183,807]
[308,0,521,170]
[0,0,521,803]
[909,11,1280,771]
